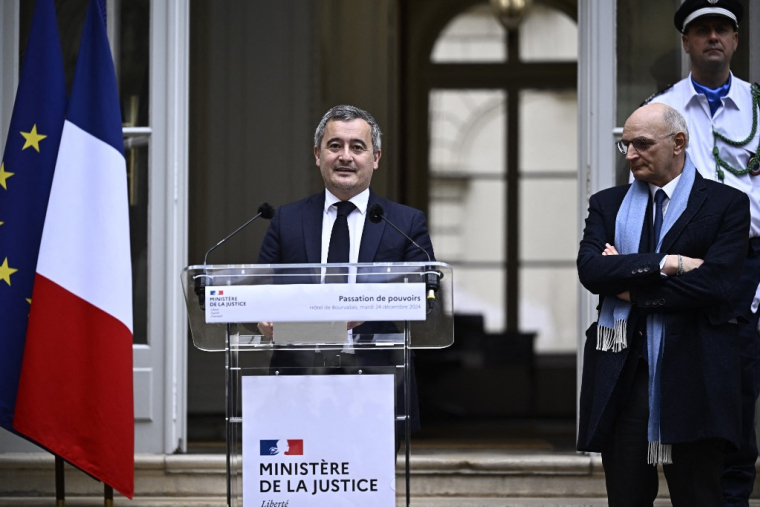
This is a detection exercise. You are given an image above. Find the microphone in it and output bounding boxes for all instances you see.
[194,202,275,309]
[367,203,441,311]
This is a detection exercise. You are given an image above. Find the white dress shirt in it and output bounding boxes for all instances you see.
[320,187,369,265]
[649,174,681,223]
[652,74,760,315]
[650,175,681,274]
[320,187,370,347]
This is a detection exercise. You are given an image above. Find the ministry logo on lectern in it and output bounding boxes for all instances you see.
[260,439,304,456]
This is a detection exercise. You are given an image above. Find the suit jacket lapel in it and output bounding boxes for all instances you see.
[358,190,385,263]
[303,191,324,263]
[659,173,707,253]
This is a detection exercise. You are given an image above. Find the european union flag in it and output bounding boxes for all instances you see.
[0,0,67,432]
[260,439,279,455]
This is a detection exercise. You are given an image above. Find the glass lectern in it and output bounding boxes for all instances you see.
[181,262,454,507]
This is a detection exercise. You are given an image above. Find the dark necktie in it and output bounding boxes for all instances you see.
[653,189,666,250]
[326,200,356,283]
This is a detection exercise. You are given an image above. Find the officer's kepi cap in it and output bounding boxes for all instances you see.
[674,0,743,33]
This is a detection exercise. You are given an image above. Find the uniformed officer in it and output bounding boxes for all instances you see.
[645,1,760,505]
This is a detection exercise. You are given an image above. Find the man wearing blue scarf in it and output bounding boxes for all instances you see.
[578,103,750,506]
[644,1,760,504]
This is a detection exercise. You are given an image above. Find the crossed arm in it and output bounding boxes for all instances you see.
[578,190,749,310]
[601,242,703,302]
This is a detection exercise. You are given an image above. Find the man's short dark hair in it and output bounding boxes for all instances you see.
[314,105,382,154]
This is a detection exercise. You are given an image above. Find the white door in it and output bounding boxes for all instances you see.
[115,0,190,454]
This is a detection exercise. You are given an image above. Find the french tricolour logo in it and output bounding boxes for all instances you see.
[260,439,303,456]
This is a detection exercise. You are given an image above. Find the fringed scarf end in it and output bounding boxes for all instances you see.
[596,319,628,352]
[647,441,672,465]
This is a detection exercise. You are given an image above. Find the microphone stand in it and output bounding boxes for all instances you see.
[194,203,274,309]
[367,204,442,313]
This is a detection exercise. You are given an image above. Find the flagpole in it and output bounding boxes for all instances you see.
[55,455,65,506]
[104,484,114,506]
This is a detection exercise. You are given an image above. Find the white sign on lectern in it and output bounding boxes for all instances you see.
[206,283,426,323]
[242,374,396,506]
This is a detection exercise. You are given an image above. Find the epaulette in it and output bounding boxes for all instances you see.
[640,83,675,107]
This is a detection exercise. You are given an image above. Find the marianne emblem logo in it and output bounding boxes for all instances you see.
[209,289,224,295]
[260,439,304,456]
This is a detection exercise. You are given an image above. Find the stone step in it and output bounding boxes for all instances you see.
[406,500,760,506]
[1,451,759,503]
[2,498,759,507]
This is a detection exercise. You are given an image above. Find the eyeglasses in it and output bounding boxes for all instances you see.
[616,132,675,155]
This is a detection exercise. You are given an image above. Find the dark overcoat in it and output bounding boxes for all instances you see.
[577,172,749,452]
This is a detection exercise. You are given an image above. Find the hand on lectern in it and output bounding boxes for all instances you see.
[347,321,364,331]
[257,321,274,338]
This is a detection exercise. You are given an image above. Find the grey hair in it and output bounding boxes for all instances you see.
[314,105,382,154]
[661,104,690,148]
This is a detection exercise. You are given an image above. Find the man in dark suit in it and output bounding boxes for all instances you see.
[257,104,435,433]
[577,103,749,506]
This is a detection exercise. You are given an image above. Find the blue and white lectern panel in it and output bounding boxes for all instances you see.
[242,374,396,506]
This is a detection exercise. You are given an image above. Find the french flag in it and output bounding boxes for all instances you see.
[13,0,134,499]
[260,439,304,456]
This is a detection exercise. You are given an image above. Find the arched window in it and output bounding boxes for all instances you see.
[420,1,578,353]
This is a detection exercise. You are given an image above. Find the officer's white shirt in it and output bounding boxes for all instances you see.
[651,72,760,238]
[652,73,760,315]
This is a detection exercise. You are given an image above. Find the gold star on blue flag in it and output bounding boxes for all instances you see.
[0,0,67,432]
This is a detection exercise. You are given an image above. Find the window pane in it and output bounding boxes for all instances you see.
[429,89,506,176]
[519,178,577,261]
[452,266,505,333]
[126,139,149,345]
[519,4,577,62]
[431,4,506,63]
[616,0,682,127]
[519,267,577,353]
[519,89,577,172]
[428,89,506,264]
[118,0,150,127]
[430,178,505,263]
